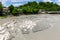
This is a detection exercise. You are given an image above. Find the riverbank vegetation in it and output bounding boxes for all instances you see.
[0,1,60,16]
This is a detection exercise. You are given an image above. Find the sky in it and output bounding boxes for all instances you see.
[0,0,60,7]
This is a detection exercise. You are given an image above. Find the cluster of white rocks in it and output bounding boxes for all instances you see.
[0,20,17,40]
[18,19,37,34]
[0,19,51,40]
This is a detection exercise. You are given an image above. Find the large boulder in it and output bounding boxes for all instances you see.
[32,20,50,32]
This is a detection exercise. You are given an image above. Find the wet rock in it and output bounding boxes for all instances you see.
[21,27,30,34]
[32,20,50,32]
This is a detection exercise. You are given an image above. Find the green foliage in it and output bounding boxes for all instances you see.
[19,1,60,14]
[19,1,39,14]
[17,9,24,14]
[12,8,19,16]
[0,2,3,16]
[0,3,3,10]
[1,1,60,16]
[8,5,14,13]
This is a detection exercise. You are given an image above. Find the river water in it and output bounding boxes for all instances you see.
[0,14,60,40]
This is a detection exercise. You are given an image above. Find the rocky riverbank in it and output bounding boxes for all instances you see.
[0,14,60,40]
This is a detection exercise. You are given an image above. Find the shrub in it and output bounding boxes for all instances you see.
[17,9,24,15]
[12,8,19,16]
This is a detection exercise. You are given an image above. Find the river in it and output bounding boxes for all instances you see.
[0,14,60,40]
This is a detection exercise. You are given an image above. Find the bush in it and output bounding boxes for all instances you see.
[12,8,19,16]
[22,8,39,14]
[17,9,24,15]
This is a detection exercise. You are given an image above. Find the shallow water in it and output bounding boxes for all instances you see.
[0,14,60,40]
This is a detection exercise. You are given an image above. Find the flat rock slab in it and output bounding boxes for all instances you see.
[32,20,51,32]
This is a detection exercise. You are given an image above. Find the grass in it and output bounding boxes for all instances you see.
[0,16,7,19]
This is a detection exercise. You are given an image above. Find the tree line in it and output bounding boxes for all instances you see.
[0,1,60,16]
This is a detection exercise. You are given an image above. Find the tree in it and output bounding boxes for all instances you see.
[28,1,38,6]
[12,8,19,16]
[19,1,60,14]
[19,1,39,14]
[17,9,24,14]
[8,5,14,13]
[0,2,3,16]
